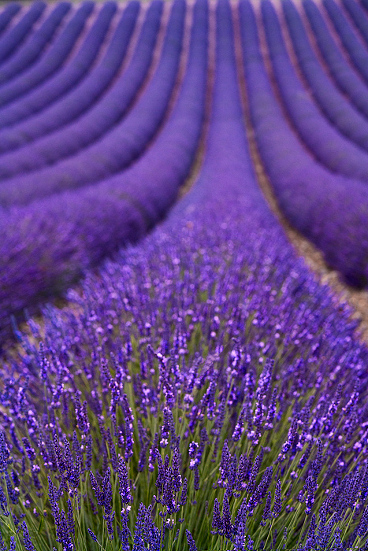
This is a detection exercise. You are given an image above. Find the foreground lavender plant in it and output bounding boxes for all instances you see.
[1,201,368,550]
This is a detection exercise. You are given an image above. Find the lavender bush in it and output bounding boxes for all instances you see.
[323,0,368,86]
[0,2,70,85]
[0,4,21,38]
[303,0,368,120]
[1,2,368,550]
[0,1,45,66]
[0,0,162,160]
[0,2,95,117]
[0,1,139,153]
[282,0,368,152]
[262,0,368,182]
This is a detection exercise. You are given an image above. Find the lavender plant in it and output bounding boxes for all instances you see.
[1,165,368,550]
[262,0,368,182]
[0,0,185,203]
[0,2,45,66]
[0,2,70,85]
[0,2,95,113]
[0,4,21,39]
[323,0,368,86]
[303,0,368,120]
[0,1,138,153]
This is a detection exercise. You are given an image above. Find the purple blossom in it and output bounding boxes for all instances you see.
[273,480,282,518]
[87,528,98,542]
[186,530,198,551]
[21,522,36,551]
[118,455,132,511]
[122,394,134,461]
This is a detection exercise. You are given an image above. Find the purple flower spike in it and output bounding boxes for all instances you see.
[186,530,198,551]
[21,522,36,551]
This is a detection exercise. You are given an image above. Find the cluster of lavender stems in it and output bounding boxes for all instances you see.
[0,1,138,153]
[241,0,368,287]
[1,0,368,550]
[262,0,368,183]
[0,0,185,204]
[281,0,368,157]
[0,1,96,116]
[0,1,70,85]
[0,1,45,67]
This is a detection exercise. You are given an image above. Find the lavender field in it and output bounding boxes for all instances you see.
[1,0,368,549]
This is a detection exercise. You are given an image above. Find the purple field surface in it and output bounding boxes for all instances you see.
[2,0,368,550]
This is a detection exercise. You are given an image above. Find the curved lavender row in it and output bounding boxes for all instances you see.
[241,0,368,287]
[0,4,21,37]
[0,3,70,86]
[174,0,261,217]
[0,1,161,166]
[283,0,368,153]
[303,0,368,121]
[0,2,45,66]
[342,0,368,48]
[262,0,368,182]
[0,0,207,328]
[323,0,368,86]
[0,0,185,206]
[87,0,208,226]
[0,1,95,120]
[0,2,139,154]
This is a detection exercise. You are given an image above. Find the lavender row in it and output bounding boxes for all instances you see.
[341,0,368,49]
[0,0,185,206]
[262,0,368,182]
[0,2,70,86]
[323,0,368,86]
[0,3,20,37]
[0,1,45,65]
[0,1,96,120]
[0,1,139,154]
[174,0,261,216]
[241,0,368,287]
[283,0,368,153]
[303,0,368,120]
[0,0,207,333]
[88,0,208,226]
[2,3,368,550]
[0,1,161,169]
